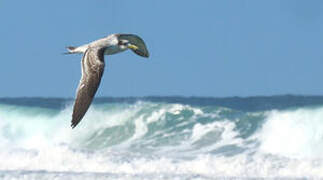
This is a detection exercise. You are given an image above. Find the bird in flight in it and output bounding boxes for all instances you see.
[65,33,149,128]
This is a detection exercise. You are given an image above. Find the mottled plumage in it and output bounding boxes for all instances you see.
[66,33,149,128]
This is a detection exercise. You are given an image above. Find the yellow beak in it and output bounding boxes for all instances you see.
[127,44,139,50]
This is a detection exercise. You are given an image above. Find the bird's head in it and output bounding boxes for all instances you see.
[117,34,149,58]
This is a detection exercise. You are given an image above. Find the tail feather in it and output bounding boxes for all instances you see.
[67,46,76,51]
[64,45,88,55]
[63,46,77,54]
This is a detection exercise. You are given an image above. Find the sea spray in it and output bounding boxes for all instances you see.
[258,107,323,158]
[0,96,323,179]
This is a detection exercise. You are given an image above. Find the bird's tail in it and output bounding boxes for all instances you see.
[64,46,77,55]
[64,45,88,55]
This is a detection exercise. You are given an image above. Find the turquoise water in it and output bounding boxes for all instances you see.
[0,96,323,179]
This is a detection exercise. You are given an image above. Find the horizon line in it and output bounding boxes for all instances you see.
[1,94,323,99]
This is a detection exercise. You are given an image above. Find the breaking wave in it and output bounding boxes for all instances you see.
[0,98,323,179]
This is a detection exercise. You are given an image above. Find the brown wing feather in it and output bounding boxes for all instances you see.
[71,47,105,128]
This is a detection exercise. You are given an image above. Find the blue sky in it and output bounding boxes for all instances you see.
[0,0,322,97]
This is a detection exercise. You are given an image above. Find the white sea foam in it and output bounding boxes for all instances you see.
[258,107,323,159]
[1,103,323,179]
[1,148,322,178]
[191,120,241,147]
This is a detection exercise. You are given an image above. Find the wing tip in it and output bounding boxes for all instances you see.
[71,122,77,129]
[71,115,82,129]
[71,114,81,129]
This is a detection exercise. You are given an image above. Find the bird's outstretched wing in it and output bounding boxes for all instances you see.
[71,47,105,128]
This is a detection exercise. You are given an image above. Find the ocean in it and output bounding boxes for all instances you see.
[0,95,323,179]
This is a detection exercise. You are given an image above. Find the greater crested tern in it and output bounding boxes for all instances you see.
[65,33,149,128]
